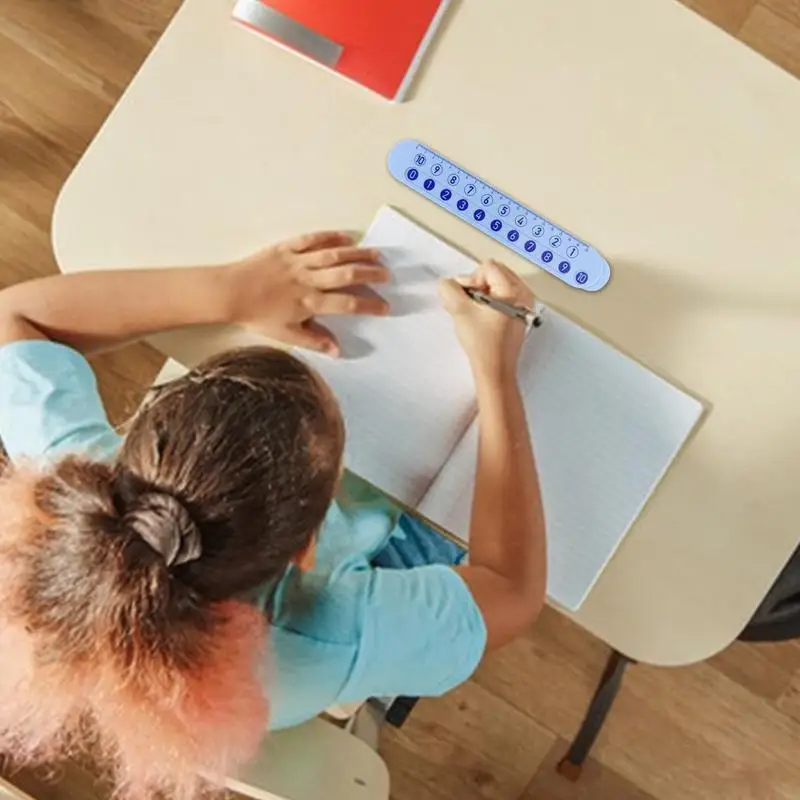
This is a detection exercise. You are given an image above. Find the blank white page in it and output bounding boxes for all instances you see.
[305,206,478,507]
[419,310,704,611]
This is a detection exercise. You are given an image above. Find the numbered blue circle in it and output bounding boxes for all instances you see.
[567,245,579,258]
[508,229,520,242]
[473,209,486,221]
[414,154,426,165]
[550,236,562,248]
[431,163,443,176]
[406,168,419,181]
[499,204,510,216]
[524,240,537,253]
[448,174,460,186]
[464,184,476,196]
[457,199,469,211]
[440,188,452,201]
[515,215,527,227]
[558,261,571,274]
[542,250,554,263]
[532,225,544,237]
[575,271,589,285]
[423,178,436,191]
[490,219,503,232]
[481,194,493,206]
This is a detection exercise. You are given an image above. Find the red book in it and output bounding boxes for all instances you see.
[232,0,452,101]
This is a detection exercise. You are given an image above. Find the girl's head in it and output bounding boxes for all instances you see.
[119,345,344,592]
[0,346,344,800]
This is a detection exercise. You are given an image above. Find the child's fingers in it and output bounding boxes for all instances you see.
[481,260,535,304]
[309,264,390,291]
[286,230,354,254]
[454,272,486,289]
[482,259,517,288]
[288,321,341,357]
[306,246,383,268]
[306,289,389,317]
[439,277,475,313]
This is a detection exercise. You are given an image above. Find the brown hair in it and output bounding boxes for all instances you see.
[0,346,344,799]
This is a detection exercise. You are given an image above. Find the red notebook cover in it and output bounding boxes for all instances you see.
[233,0,451,101]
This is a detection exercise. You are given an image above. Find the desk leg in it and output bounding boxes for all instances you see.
[557,650,632,780]
[385,696,419,728]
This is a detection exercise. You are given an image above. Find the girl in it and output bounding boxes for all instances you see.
[0,231,546,799]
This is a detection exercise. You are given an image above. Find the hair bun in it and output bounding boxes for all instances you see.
[125,492,202,567]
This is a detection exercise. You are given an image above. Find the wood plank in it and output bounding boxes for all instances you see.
[0,0,156,102]
[80,0,182,48]
[0,29,110,157]
[676,0,757,33]
[0,203,55,286]
[0,39,100,230]
[520,738,657,800]
[90,346,166,427]
[747,639,800,675]
[740,4,800,77]
[474,607,800,799]
[777,673,800,723]
[708,640,800,703]
[590,662,800,799]
[379,682,555,800]
[471,607,614,737]
[762,0,800,27]
[0,116,75,236]
[0,758,107,800]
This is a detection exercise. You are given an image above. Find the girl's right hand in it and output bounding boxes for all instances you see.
[439,260,534,384]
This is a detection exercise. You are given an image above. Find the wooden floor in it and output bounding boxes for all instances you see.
[1,1,799,799]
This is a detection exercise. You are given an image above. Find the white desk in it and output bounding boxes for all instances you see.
[53,0,800,666]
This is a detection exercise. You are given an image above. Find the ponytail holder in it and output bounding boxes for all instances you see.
[126,492,203,567]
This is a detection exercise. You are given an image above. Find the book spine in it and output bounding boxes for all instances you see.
[392,0,453,102]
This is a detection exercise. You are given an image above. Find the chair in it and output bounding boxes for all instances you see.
[556,543,800,780]
[0,776,36,800]
[739,545,800,643]
[0,717,388,800]
[224,715,389,800]
[152,357,191,386]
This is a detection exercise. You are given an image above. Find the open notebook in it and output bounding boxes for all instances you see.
[306,207,704,610]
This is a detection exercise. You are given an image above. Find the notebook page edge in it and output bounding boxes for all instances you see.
[516,310,705,611]
[559,392,705,610]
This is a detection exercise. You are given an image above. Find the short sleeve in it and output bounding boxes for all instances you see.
[0,340,121,461]
[340,565,487,700]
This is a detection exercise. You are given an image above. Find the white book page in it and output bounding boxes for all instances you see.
[418,310,704,611]
[304,206,478,508]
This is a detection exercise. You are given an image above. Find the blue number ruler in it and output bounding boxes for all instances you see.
[387,139,611,292]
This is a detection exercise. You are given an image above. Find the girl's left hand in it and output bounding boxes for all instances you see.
[227,230,390,357]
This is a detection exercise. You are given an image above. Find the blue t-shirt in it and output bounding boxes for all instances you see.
[0,341,486,729]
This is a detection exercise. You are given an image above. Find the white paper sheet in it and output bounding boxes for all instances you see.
[304,206,479,506]
[419,310,704,611]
